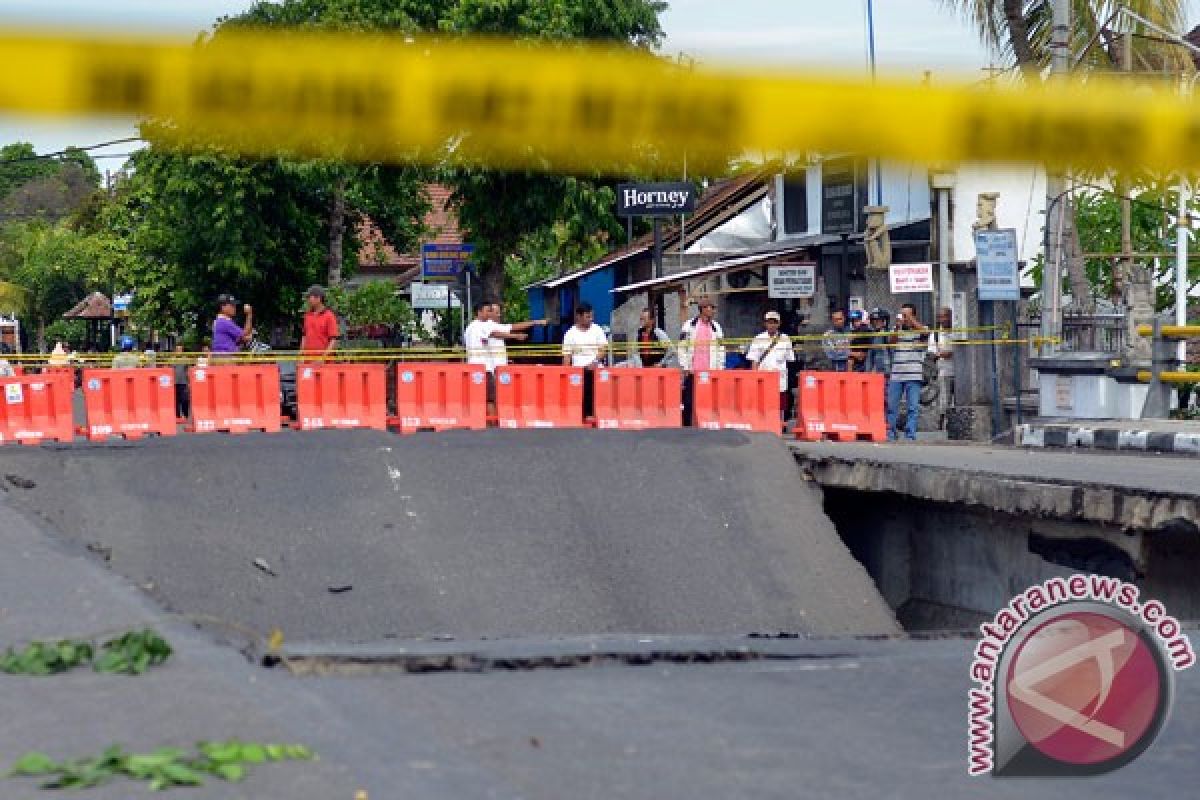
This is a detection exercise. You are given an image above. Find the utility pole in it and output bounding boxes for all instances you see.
[1040,0,1070,355]
[1117,32,1134,302]
[866,0,883,205]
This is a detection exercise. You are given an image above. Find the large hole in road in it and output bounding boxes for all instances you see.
[821,487,1200,632]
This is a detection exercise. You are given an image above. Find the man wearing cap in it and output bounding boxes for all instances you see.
[678,294,725,426]
[211,294,253,356]
[746,311,796,422]
[300,285,339,357]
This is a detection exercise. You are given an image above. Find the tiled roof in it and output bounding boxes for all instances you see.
[357,183,462,275]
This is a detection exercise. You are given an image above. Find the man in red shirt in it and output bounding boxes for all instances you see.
[300,285,340,356]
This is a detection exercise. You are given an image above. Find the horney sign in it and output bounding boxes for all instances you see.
[616,182,696,216]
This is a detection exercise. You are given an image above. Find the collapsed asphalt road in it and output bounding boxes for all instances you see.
[0,429,898,644]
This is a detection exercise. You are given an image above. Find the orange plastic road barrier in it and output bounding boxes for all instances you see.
[296,363,387,431]
[0,372,74,444]
[691,370,780,434]
[394,362,487,433]
[494,365,585,429]
[592,367,681,430]
[189,364,281,434]
[795,371,887,442]
[82,367,177,441]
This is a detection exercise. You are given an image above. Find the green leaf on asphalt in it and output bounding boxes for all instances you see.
[239,743,266,763]
[214,763,245,782]
[9,752,56,776]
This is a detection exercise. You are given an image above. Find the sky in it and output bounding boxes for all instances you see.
[1,0,1199,161]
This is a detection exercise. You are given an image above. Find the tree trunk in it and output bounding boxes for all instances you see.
[1063,196,1092,315]
[481,259,506,308]
[1003,0,1040,76]
[36,316,45,353]
[327,175,347,287]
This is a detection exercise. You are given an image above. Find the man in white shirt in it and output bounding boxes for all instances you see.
[746,310,796,422]
[678,294,725,426]
[927,306,958,427]
[486,301,545,369]
[463,299,528,413]
[562,302,608,418]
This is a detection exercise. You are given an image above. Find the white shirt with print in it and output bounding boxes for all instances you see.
[464,319,499,371]
[562,324,608,367]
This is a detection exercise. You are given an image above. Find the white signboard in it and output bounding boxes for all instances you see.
[410,282,462,310]
[889,263,935,294]
[1055,375,1074,411]
[768,264,816,299]
[974,228,1021,301]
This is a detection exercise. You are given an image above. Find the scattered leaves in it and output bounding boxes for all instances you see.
[0,629,171,676]
[7,740,315,792]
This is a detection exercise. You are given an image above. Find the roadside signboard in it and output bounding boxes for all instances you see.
[421,243,474,281]
[410,281,462,310]
[616,182,696,216]
[974,228,1021,301]
[889,262,934,294]
[768,264,816,299]
[820,156,867,235]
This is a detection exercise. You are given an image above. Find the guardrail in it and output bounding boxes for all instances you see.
[1136,322,1199,419]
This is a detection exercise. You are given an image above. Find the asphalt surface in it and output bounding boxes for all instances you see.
[3,499,1197,800]
[0,429,897,642]
[3,435,1199,798]
[790,440,1200,496]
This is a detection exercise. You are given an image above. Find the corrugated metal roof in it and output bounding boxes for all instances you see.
[613,244,813,294]
[529,243,651,290]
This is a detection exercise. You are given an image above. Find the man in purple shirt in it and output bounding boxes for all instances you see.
[211,294,253,354]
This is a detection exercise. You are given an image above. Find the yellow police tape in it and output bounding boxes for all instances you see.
[2,28,1198,172]
[10,334,1056,366]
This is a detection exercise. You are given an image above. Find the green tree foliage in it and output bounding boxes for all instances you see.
[325,281,417,331]
[0,222,133,349]
[103,147,331,339]
[0,143,102,223]
[1074,186,1199,311]
[940,1,1187,74]
[221,0,666,302]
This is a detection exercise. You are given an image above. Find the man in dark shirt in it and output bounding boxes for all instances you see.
[633,308,672,367]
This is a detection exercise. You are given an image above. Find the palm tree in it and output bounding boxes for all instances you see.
[940,1,1188,342]
[941,1,1188,74]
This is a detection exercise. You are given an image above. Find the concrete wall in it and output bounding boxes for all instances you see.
[775,159,932,240]
[950,163,1046,269]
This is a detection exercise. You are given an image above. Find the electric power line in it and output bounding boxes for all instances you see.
[0,137,143,166]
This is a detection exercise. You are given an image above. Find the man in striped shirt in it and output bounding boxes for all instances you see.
[886,303,929,441]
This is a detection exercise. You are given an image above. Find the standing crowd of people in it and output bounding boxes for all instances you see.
[83,283,957,441]
[539,295,958,440]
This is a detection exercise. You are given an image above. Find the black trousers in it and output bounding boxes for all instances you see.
[175,384,189,419]
[582,367,595,419]
[682,373,695,427]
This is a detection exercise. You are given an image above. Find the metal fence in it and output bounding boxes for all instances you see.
[1020,311,1127,354]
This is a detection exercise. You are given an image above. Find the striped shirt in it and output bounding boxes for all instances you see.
[890,328,927,382]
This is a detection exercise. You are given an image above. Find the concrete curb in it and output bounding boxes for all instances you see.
[1017,423,1200,457]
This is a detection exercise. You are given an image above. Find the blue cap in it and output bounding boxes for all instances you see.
[848,310,866,323]
[119,335,136,351]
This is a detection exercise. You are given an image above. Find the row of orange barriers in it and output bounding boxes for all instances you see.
[0,364,886,444]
